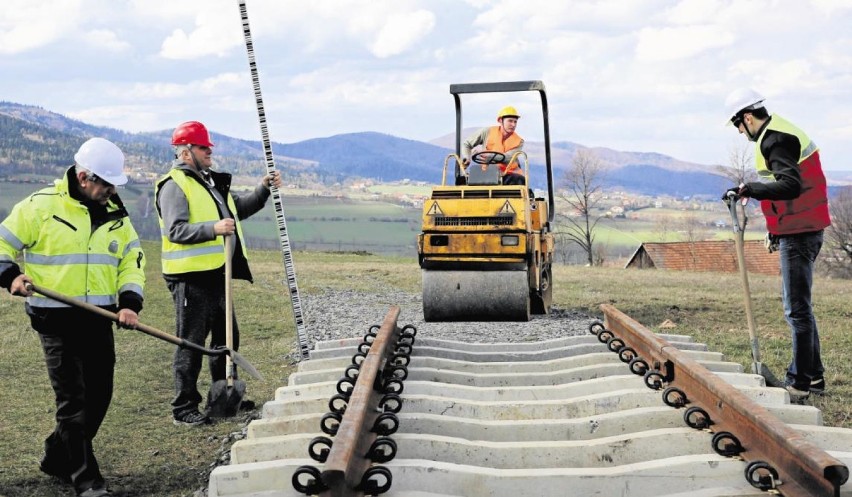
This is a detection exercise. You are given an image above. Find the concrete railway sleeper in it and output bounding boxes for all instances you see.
[208,305,852,497]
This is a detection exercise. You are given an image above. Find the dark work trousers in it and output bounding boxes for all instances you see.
[30,307,115,494]
[502,172,526,185]
[167,279,240,417]
[780,230,825,389]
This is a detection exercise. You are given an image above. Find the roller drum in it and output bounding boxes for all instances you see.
[422,269,531,322]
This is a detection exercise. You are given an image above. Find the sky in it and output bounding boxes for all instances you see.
[2,0,852,171]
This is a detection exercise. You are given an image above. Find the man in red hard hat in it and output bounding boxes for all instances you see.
[154,121,281,426]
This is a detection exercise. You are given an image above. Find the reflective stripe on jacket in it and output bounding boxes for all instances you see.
[755,115,831,235]
[155,168,247,275]
[0,167,145,308]
[485,126,523,174]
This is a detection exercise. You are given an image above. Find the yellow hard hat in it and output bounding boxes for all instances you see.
[497,106,520,119]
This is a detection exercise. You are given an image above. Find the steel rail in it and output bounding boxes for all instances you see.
[320,306,402,496]
[601,303,849,497]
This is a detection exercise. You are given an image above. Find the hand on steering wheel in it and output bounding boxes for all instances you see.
[471,150,507,165]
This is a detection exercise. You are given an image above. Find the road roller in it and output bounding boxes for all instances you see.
[417,80,555,321]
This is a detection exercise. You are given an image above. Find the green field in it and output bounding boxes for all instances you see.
[0,179,803,261]
[0,180,424,254]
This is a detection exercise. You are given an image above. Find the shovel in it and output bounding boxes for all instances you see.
[25,282,262,380]
[725,192,783,388]
[207,235,247,418]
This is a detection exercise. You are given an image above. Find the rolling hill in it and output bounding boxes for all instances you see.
[5,101,848,196]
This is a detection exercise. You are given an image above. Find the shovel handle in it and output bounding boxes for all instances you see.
[26,283,226,357]
[224,235,235,386]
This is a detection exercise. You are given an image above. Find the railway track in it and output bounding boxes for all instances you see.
[208,305,852,497]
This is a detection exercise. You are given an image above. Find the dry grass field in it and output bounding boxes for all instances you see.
[0,243,848,496]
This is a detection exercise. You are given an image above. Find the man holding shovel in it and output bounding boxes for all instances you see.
[0,137,145,497]
[155,120,281,426]
[723,88,831,402]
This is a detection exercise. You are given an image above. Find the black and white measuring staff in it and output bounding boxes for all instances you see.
[237,0,310,359]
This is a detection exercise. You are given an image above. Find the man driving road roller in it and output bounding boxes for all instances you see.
[461,106,526,185]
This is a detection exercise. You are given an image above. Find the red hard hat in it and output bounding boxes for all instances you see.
[171,121,214,147]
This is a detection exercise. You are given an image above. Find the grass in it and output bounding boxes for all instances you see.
[1,245,850,496]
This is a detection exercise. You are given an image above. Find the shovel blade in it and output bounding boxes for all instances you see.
[755,362,784,388]
[206,379,247,419]
[228,349,263,380]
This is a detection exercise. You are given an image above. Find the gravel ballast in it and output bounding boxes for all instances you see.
[302,289,598,347]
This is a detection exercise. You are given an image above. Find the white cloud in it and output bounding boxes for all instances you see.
[83,29,131,52]
[370,10,436,58]
[66,104,164,132]
[159,9,242,59]
[3,0,852,169]
[0,0,83,54]
[635,25,735,62]
[114,72,247,100]
[812,0,852,13]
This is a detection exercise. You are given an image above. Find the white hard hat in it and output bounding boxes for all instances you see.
[74,137,127,186]
[724,88,765,125]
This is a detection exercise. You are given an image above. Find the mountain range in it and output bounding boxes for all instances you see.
[2,101,850,197]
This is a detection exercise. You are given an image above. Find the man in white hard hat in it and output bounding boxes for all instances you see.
[0,137,146,496]
[723,88,831,402]
[461,105,526,185]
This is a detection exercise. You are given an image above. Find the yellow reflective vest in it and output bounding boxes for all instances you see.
[0,168,145,308]
[155,168,247,275]
[485,126,523,174]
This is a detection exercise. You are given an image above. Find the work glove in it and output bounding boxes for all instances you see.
[722,187,739,202]
[764,232,779,253]
[722,183,753,201]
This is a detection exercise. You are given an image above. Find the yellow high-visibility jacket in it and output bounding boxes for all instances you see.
[0,168,145,308]
[155,168,247,275]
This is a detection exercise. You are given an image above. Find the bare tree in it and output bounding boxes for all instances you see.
[653,215,672,242]
[717,142,758,186]
[679,212,710,265]
[824,186,852,278]
[557,149,608,266]
[552,232,577,264]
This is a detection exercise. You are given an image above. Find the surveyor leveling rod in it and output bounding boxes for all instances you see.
[238,0,310,360]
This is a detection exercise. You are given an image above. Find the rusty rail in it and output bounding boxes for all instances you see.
[600,303,849,497]
[302,306,405,497]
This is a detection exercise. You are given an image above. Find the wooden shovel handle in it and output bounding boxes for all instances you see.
[26,283,224,357]
[225,235,235,385]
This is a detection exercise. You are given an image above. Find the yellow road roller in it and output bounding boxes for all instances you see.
[417,80,555,321]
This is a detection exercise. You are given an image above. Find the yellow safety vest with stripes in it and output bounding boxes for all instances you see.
[754,114,818,176]
[0,169,145,308]
[155,168,247,275]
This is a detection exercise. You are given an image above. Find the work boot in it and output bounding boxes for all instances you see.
[173,409,210,427]
[785,384,810,403]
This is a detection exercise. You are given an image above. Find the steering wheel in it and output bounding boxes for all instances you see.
[471,150,507,165]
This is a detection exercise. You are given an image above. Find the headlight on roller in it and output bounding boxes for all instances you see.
[501,235,519,246]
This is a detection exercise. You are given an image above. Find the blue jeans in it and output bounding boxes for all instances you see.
[779,230,825,388]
